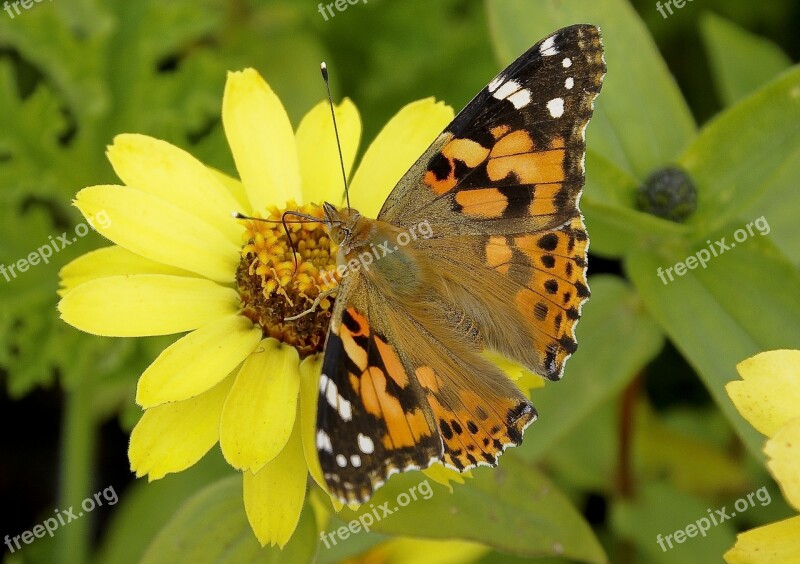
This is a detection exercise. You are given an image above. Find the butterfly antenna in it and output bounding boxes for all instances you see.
[281,211,302,274]
[320,62,351,211]
[233,211,326,275]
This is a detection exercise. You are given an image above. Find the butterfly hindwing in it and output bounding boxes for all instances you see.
[317,276,441,504]
[318,275,536,503]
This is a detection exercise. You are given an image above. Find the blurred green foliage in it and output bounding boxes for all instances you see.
[1,0,798,563]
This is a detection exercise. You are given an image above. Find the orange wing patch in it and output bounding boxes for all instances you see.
[417,366,535,470]
[423,129,567,204]
[454,189,508,218]
[486,149,565,184]
[337,308,435,451]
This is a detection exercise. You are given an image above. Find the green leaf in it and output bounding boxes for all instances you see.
[335,457,605,562]
[611,482,737,564]
[95,452,230,564]
[518,276,663,461]
[700,12,792,107]
[635,404,749,497]
[141,475,318,564]
[581,152,690,259]
[680,66,800,235]
[625,232,800,458]
[487,0,695,178]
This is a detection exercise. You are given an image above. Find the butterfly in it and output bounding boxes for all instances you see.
[315,24,605,504]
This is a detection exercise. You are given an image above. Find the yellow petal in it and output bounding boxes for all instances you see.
[727,350,800,437]
[107,134,244,243]
[136,315,262,408]
[299,355,325,489]
[208,166,250,212]
[58,245,195,297]
[243,418,307,548]
[58,274,239,336]
[129,373,234,480]
[766,417,800,511]
[220,338,301,472]
[422,462,469,491]
[361,537,489,564]
[298,355,344,512]
[73,185,240,283]
[348,98,453,217]
[482,350,545,400]
[296,98,361,205]
[222,69,301,212]
[724,515,800,563]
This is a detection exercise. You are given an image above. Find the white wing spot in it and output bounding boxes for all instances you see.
[325,379,339,410]
[562,57,572,68]
[316,430,333,453]
[338,397,352,421]
[323,376,353,421]
[547,98,565,118]
[539,35,558,56]
[492,80,521,100]
[507,89,531,109]
[350,455,362,467]
[488,76,504,92]
[565,77,574,90]
[357,433,375,454]
[336,454,347,467]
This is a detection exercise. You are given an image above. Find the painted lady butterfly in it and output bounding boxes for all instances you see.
[316,24,605,504]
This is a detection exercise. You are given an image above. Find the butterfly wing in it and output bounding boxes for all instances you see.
[379,24,604,233]
[317,272,534,504]
[317,24,605,503]
[316,272,439,504]
[377,24,604,380]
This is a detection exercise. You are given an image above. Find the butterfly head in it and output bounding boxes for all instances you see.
[322,202,364,250]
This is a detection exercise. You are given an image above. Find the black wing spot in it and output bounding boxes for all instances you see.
[537,233,559,251]
[440,419,453,440]
[540,254,556,268]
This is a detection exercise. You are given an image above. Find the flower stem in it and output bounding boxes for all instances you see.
[58,381,96,564]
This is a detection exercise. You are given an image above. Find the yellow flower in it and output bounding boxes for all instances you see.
[343,537,489,564]
[57,67,461,547]
[724,350,800,563]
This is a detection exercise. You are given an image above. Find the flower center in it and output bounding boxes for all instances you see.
[236,202,340,358]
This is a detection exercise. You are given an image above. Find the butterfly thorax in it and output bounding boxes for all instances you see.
[322,202,427,300]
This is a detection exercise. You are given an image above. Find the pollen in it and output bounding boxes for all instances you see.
[236,201,341,357]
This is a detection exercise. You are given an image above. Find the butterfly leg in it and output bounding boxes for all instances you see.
[284,286,338,321]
